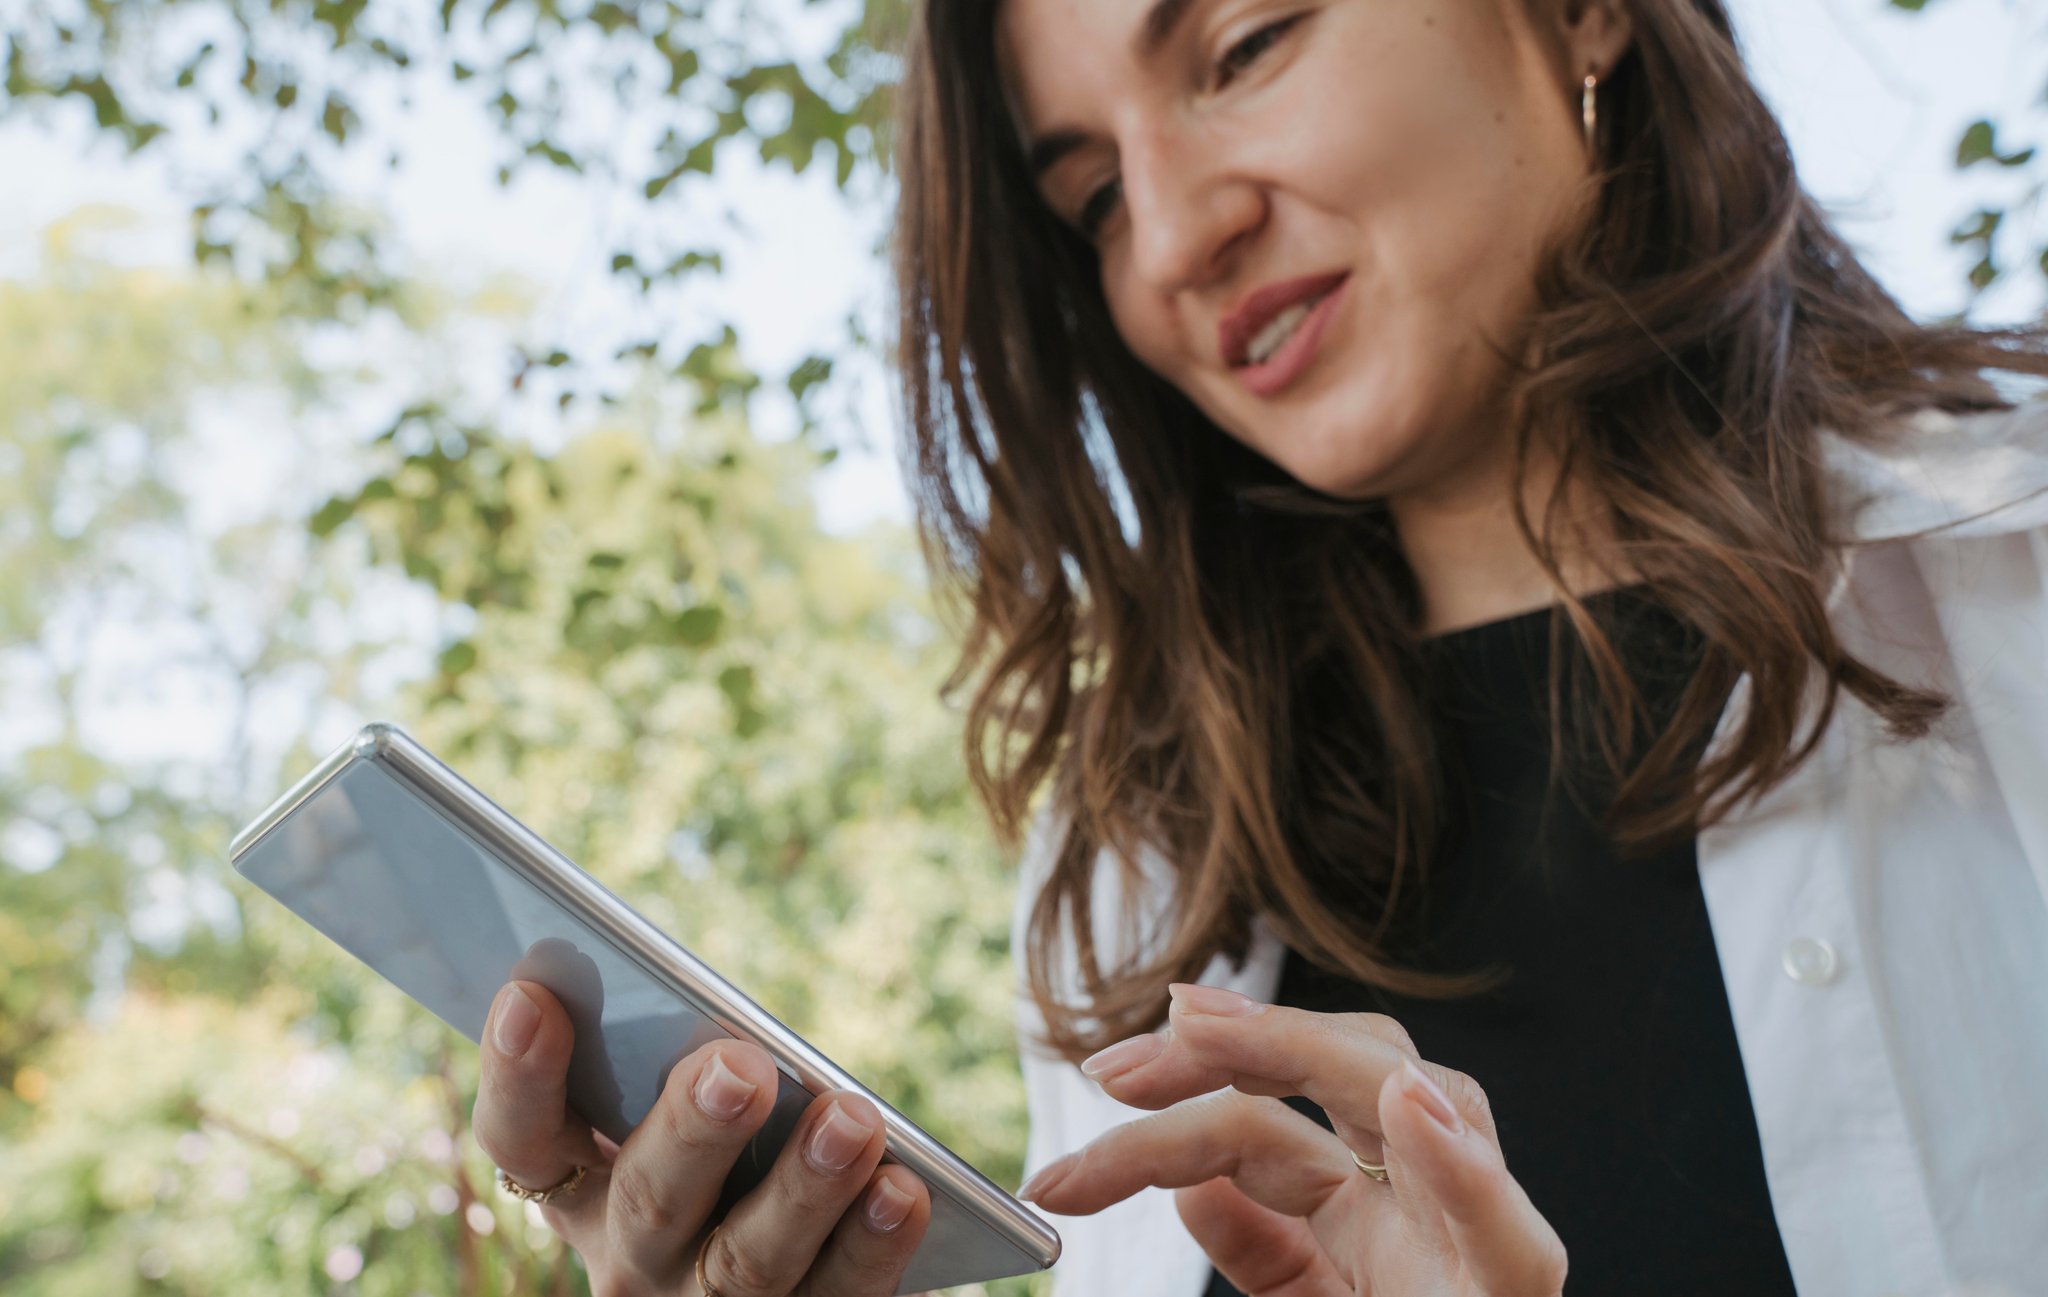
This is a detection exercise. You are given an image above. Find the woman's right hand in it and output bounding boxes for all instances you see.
[472,979,934,1296]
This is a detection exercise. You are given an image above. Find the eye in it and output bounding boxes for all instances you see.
[1214,14,1305,90]
[1077,177,1124,240]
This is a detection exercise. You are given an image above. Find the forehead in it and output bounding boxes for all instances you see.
[994,0,1160,133]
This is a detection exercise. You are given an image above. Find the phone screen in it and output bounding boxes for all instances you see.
[235,754,808,1197]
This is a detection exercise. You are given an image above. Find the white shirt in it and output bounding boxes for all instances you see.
[1012,399,2048,1297]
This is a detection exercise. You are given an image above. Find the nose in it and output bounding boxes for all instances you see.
[1117,119,1264,292]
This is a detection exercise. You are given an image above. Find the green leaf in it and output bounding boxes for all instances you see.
[665,46,700,94]
[1958,119,2037,169]
[644,162,686,200]
[716,663,755,710]
[309,497,355,537]
[320,95,353,144]
[1949,208,2002,245]
[671,604,725,646]
[787,355,833,400]
[438,641,478,674]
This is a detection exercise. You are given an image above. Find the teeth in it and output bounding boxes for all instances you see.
[1245,293,1326,367]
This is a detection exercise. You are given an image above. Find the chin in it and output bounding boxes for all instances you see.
[1254,419,1412,502]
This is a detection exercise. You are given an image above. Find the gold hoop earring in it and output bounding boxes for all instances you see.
[1582,70,1599,153]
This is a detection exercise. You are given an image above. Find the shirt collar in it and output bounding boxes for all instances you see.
[1825,397,2048,543]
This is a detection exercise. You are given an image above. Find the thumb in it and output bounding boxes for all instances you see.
[1378,1060,1567,1296]
[1174,1176,1343,1297]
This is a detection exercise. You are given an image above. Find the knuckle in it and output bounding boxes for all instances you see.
[1439,1067,1490,1115]
[471,1120,525,1173]
[784,1152,856,1213]
[1437,1067,1499,1136]
[1354,1012,1417,1057]
[847,1224,917,1284]
[606,1163,679,1237]
[709,1220,786,1296]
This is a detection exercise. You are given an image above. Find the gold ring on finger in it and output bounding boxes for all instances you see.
[495,1164,588,1203]
[695,1224,727,1297]
[1351,1150,1391,1183]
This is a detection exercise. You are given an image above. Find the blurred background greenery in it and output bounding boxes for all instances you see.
[0,0,2042,1294]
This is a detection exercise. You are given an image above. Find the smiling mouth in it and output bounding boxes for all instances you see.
[1237,289,1338,369]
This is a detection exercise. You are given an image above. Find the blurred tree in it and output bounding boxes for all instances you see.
[0,0,912,413]
[0,205,388,1081]
[0,231,1035,1294]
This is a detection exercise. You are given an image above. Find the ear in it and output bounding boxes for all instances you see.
[1555,0,1635,82]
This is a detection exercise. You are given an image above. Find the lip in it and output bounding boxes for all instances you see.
[1229,274,1350,399]
[1218,270,1351,369]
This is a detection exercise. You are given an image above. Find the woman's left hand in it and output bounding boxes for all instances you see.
[1017,983,1566,1297]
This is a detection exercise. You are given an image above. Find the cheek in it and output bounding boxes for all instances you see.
[1103,275,1189,382]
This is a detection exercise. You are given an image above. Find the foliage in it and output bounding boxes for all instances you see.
[1889,0,2048,302]
[0,240,1037,1295]
[0,0,911,409]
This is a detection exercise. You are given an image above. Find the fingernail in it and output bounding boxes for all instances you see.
[1017,1153,1076,1203]
[493,985,539,1056]
[1168,983,1264,1017]
[1400,1059,1464,1135]
[693,1053,758,1122]
[807,1101,871,1174]
[864,1178,915,1233]
[1080,1030,1168,1080]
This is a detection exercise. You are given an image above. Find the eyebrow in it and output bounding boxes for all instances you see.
[1024,0,1201,181]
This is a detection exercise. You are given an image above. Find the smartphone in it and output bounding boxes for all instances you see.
[228,722,1060,1294]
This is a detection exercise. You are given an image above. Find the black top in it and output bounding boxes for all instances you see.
[1204,588,1796,1297]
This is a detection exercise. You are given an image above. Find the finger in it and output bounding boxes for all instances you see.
[1084,993,1420,1115]
[1107,985,1484,1158]
[1018,1090,1355,1221]
[604,1039,781,1279]
[473,981,609,1233]
[797,1163,934,1297]
[1380,1060,1567,1296]
[1174,1177,1346,1297]
[702,1090,889,1297]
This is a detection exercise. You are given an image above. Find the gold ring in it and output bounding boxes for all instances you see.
[695,1225,725,1297]
[1352,1150,1391,1183]
[495,1164,588,1203]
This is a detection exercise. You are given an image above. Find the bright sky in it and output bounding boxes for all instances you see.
[0,0,2042,788]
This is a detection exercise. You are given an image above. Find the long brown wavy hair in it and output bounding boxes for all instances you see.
[891,0,2048,1062]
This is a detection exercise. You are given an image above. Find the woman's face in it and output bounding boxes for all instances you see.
[996,0,1628,502]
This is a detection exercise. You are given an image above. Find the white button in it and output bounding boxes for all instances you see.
[1781,937,1840,986]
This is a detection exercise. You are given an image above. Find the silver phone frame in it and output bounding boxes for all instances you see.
[229,721,1060,1275]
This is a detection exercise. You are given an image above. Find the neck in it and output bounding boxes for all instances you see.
[1389,437,1633,638]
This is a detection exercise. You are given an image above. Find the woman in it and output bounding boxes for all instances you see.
[472,0,2048,1294]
